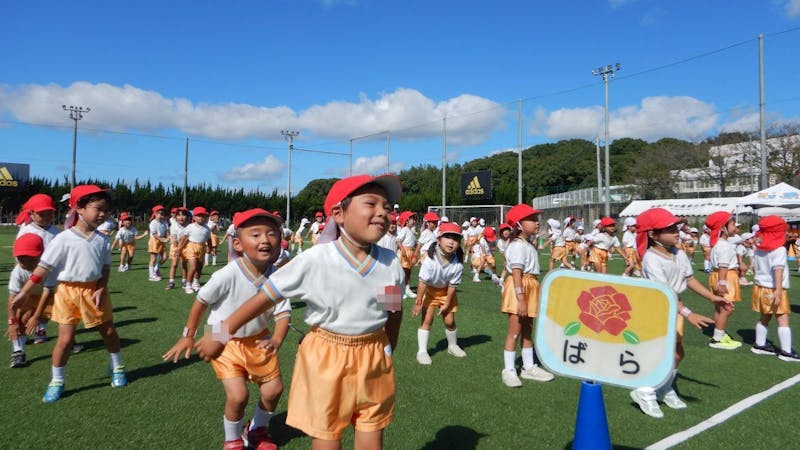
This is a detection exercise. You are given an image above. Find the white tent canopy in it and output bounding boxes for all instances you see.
[736,182,800,209]
[619,198,752,218]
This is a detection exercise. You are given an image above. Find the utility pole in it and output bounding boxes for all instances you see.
[441,116,447,217]
[758,34,767,189]
[592,63,620,216]
[62,105,90,189]
[183,137,189,208]
[518,99,523,204]
[282,130,300,227]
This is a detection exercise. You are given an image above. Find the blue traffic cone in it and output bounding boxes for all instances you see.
[573,381,611,450]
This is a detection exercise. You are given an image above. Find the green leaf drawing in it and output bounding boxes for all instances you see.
[564,321,581,336]
[622,330,640,345]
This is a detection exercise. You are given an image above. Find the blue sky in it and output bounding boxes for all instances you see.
[1,0,799,197]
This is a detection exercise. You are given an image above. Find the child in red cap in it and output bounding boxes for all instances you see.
[8,234,46,367]
[397,211,420,298]
[12,185,127,403]
[705,211,743,350]
[166,207,190,290]
[148,205,169,282]
[206,210,222,267]
[196,174,404,449]
[177,207,212,294]
[164,209,289,450]
[750,215,800,361]
[589,216,631,274]
[111,213,148,272]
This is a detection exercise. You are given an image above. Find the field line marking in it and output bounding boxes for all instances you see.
[646,372,800,450]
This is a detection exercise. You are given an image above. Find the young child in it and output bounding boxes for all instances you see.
[195,174,404,450]
[546,218,574,271]
[166,207,190,290]
[736,232,755,286]
[206,210,221,267]
[377,214,398,251]
[622,217,640,277]
[7,234,52,367]
[589,217,630,274]
[699,226,712,273]
[500,204,554,388]
[418,211,439,262]
[163,208,290,449]
[630,207,732,418]
[112,213,148,272]
[309,211,325,245]
[293,217,311,254]
[563,217,578,267]
[685,227,699,264]
[412,222,467,365]
[749,216,800,361]
[705,211,742,350]
[148,205,169,281]
[11,185,127,403]
[396,211,419,299]
[178,207,212,294]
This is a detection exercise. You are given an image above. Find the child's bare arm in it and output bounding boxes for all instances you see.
[438,286,457,317]
[11,266,51,309]
[687,277,733,311]
[258,315,290,355]
[385,311,402,351]
[163,301,208,362]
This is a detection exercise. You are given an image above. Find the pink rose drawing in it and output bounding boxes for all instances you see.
[576,286,632,336]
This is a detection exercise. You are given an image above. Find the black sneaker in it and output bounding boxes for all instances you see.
[751,342,777,356]
[10,351,26,368]
[165,281,175,290]
[778,349,800,362]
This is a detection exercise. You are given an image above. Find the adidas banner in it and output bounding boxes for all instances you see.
[461,170,492,201]
[0,162,29,190]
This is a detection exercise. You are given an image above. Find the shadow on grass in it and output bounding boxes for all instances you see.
[60,381,113,399]
[269,412,307,447]
[114,317,158,328]
[419,425,488,450]
[431,334,491,356]
[291,301,307,310]
[792,304,800,313]
[113,305,138,314]
[677,372,719,388]
[125,357,197,382]
[737,328,756,344]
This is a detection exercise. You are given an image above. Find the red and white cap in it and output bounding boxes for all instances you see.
[505,204,542,228]
[15,194,57,225]
[323,174,402,216]
[438,222,462,237]
[13,233,44,258]
[422,211,440,222]
[232,208,283,229]
[193,206,209,216]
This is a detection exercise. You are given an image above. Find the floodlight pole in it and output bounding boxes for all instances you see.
[595,136,602,204]
[282,130,299,227]
[386,133,391,174]
[518,99,523,204]
[592,63,620,216]
[442,116,447,217]
[183,137,189,207]
[62,105,90,189]
[758,34,767,189]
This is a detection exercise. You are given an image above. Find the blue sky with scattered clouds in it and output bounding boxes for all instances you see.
[1,0,799,196]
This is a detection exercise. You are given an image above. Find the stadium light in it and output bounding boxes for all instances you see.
[62,105,90,189]
[281,130,300,227]
[591,62,620,216]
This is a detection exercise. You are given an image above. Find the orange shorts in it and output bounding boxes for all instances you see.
[148,236,165,254]
[566,241,577,255]
[399,246,416,269]
[209,233,219,248]
[169,243,183,260]
[589,248,609,267]
[120,242,136,255]
[182,242,207,260]
[51,281,113,328]
[751,285,791,315]
[286,327,395,440]
[470,256,485,271]
[311,234,319,245]
[551,246,567,260]
[210,330,281,383]
[420,286,458,313]
[500,274,539,317]
[709,270,741,302]
[18,288,54,320]
[626,247,641,270]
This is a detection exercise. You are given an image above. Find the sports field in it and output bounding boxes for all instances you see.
[2,226,799,449]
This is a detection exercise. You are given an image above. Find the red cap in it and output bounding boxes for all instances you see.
[272,210,282,218]
[498,223,512,232]
[170,207,178,214]
[210,210,219,216]
[483,226,497,242]
[120,213,131,221]
[25,194,56,212]
[232,208,282,229]
[318,223,326,231]
[315,211,324,218]
[175,207,189,214]
[599,217,616,228]
[280,240,289,250]
[423,212,440,222]
[324,174,402,216]
[69,185,113,209]
[705,211,733,247]
[505,204,542,227]
[635,208,681,259]
[398,211,416,227]
[152,205,166,213]
[13,233,44,258]
[438,222,462,237]
[756,215,787,252]
[193,206,209,216]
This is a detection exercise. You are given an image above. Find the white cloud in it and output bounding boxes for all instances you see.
[489,147,518,156]
[0,82,505,146]
[787,0,800,17]
[533,96,719,142]
[719,112,760,134]
[350,155,404,175]
[220,155,286,181]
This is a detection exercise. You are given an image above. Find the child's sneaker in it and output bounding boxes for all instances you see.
[630,388,663,418]
[501,369,522,388]
[447,345,467,358]
[777,349,800,362]
[34,329,47,344]
[491,274,503,288]
[520,365,555,382]
[10,351,26,368]
[148,275,161,282]
[223,438,245,450]
[404,286,417,299]
[472,272,481,283]
[660,389,687,409]
[111,366,128,387]
[165,281,175,290]
[185,286,196,295]
[117,265,125,272]
[708,334,742,350]
[242,426,277,450]
[42,381,64,403]
[192,281,201,291]
[751,342,777,355]
[416,352,432,365]
[71,343,84,354]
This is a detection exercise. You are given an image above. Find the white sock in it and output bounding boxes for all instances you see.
[521,347,535,370]
[51,366,65,383]
[417,329,429,354]
[154,262,160,272]
[212,255,217,265]
[755,322,768,346]
[204,254,209,265]
[445,328,458,347]
[249,403,273,430]
[712,328,726,341]
[503,350,516,372]
[110,352,123,369]
[778,326,792,352]
[12,337,24,352]
[223,416,244,442]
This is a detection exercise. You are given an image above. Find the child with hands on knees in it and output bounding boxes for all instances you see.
[412,222,467,365]
[7,234,51,368]
[630,208,733,418]
[196,174,404,450]
[164,208,289,450]
[12,185,127,403]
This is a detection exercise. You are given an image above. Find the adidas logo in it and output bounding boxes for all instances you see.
[0,167,19,187]
[464,176,485,195]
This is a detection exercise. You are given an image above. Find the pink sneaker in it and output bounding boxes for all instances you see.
[242,426,277,450]
[223,438,244,450]
[34,329,47,344]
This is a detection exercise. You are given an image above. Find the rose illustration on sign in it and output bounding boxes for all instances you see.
[563,285,640,344]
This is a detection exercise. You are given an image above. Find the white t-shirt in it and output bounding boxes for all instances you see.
[419,251,463,288]
[504,238,540,275]
[418,228,436,253]
[97,219,116,234]
[149,219,168,239]
[496,239,509,255]
[9,264,49,294]
[592,233,620,251]
[710,239,738,269]
[397,226,417,248]
[622,230,636,249]
[199,259,290,338]
[17,223,60,245]
[376,232,397,252]
[753,246,789,289]
[170,222,186,243]
[563,227,576,242]
[39,228,112,282]
[180,222,211,244]
[260,239,405,335]
[551,229,566,247]
[642,247,693,295]
[698,233,710,248]
[310,221,323,236]
[115,227,138,244]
